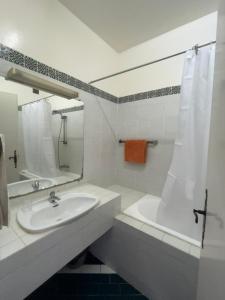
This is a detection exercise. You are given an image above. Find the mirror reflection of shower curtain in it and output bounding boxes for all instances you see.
[21,100,58,178]
[157,45,215,241]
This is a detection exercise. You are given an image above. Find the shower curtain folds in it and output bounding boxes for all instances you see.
[21,100,58,178]
[157,45,215,241]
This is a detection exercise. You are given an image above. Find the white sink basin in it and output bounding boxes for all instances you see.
[8,178,56,197]
[17,192,99,232]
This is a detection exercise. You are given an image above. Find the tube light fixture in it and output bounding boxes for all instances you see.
[5,68,79,99]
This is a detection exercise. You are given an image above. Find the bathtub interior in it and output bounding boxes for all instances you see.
[108,185,201,248]
[135,194,160,222]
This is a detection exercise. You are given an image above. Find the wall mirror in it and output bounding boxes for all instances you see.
[0,67,84,198]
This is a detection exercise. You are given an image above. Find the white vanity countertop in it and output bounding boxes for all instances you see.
[0,183,121,278]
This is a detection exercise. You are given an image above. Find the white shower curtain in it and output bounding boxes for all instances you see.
[21,100,58,178]
[157,45,215,241]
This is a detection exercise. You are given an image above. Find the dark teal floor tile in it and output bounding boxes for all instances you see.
[121,283,141,295]
[110,274,127,284]
[87,274,110,284]
[84,252,103,265]
[25,272,148,300]
[75,284,100,296]
[57,273,110,284]
[98,283,121,295]
[104,296,149,300]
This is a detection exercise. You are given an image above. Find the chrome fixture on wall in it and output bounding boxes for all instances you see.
[57,114,69,170]
[61,115,68,145]
[8,150,17,168]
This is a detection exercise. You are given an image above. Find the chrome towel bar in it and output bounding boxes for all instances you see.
[119,139,158,146]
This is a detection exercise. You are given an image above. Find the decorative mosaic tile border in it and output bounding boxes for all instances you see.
[0,43,118,103]
[118,85,181,104]
[0,43,180,105]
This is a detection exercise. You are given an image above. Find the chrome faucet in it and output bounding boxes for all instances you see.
[32,180,40,191]
[48,191,60,207]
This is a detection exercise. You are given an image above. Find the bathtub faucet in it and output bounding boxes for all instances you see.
[32,180,40,191]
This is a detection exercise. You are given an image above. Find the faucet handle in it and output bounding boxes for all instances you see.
[32,180,40,191]
[50,191,56,198]
[49,191,60,200]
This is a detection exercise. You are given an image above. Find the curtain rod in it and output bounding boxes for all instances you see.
[89,41,216,84]
[18,95,54,110]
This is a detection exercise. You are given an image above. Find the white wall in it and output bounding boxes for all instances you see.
[0,3,219,193]
[0,2,218,97]
[0,0,118,91]
[80,90,117,187]
[116,95,179,196]
[94,12,218,96]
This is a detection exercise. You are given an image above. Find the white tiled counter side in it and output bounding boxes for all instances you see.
[91,214,199,300]
[0,184,121,300]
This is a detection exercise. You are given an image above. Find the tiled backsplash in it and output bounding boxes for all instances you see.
[0,43,181,104]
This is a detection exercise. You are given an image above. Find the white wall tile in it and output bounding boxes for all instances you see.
[108,185,145,210]
[0,239,24,260]
[120,215,143,230]
[0,227,18,248]
[190,245,201,258]
[116,94,179,196]
[163,234,191,254]
[75,264,101,274]
[141,224,164,240]
[100,265,116,274]
[81,91,117,187]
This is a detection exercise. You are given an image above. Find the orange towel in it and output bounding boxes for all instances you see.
[124,140,148,164]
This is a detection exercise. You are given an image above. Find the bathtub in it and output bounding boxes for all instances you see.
[124,194,201,247]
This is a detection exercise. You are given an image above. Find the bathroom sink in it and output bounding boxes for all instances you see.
[17,192,99,232]
[8,178,56,197]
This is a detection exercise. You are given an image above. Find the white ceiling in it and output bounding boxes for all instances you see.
[59,0,219,52]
